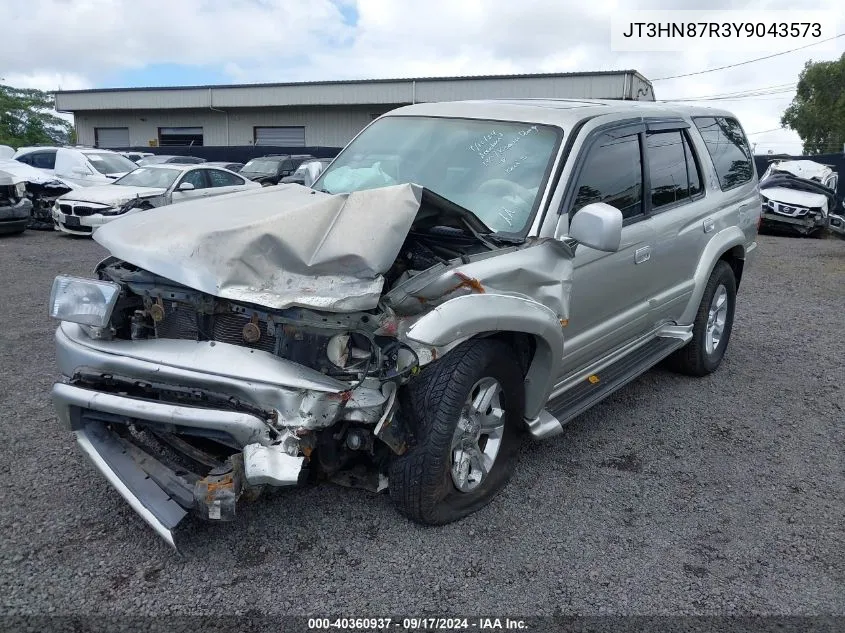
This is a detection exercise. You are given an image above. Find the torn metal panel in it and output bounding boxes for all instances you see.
[385,238,574,320]
[94,183,425,312]
[0,159,75,230]
[0,159,76,190]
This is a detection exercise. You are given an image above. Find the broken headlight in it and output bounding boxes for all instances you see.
[14,182,26,199]
[49,275,120,327]
[326,333,373,370]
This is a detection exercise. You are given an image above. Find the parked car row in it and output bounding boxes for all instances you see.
[0,144,336,236]
[51,163,261,235]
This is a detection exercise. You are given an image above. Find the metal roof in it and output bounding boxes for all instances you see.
[56,70,649,95]
[55,71,655,112]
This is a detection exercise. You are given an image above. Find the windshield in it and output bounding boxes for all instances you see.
[113,167,181,189]
[315,116,561,233]
[85,153,137,174]
[242,158,281,176]
[137,156,170,166]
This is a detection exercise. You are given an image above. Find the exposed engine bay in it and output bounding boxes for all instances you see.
[0,160,74,230]
[69,193,500,507]
[52,182,574,545]
[759,159,840,237]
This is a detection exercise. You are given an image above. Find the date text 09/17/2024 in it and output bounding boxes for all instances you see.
[307,618,529,630]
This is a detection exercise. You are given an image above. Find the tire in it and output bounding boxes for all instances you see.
[389,339,525,525]
[667,260,736,377]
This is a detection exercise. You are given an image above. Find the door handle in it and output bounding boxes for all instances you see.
[635,246,651,264]
[703,217,715,233]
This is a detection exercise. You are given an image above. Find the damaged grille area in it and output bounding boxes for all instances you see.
[150,301,285,355]
[212,312,276,354]
[153,301,200,340]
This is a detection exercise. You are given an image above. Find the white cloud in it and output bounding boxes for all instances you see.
[1,71,91,92]
[1,0,843,153]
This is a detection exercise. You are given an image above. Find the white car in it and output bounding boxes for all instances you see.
[14,147,137,187]
[119,151,155,163]
[759,159,839,237]
[52,163,261,236]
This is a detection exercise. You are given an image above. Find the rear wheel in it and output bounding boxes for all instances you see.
[389,339,524,525]
[667,260,736,376]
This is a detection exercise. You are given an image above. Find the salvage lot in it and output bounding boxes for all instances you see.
[0,230,843,615]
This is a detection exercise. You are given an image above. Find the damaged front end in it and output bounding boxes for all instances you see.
[51,268,420,547]
[0,173,31,234]
[51,183,573,546]
[0,160,74,231]
[759,160,839,237]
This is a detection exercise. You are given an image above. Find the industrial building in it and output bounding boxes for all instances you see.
[55,70,655,150]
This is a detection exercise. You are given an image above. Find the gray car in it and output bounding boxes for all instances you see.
[48,99,760,546]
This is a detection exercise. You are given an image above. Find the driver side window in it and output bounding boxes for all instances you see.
[571,133,643,220]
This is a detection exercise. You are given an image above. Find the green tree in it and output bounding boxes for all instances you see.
[0,83,73,147]
[781,53,845,155]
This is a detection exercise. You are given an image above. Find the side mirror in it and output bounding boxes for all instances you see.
[563,202,623,252]
[177,182,195,191]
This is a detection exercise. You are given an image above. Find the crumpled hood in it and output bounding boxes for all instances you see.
[0,170,19,186]
[61,184,166,206]
[762,186,829,209]
[94,183,424,311]
[0,159,76,190]
[766,160,833,182]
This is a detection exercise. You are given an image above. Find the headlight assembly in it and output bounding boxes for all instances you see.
[326,333,373,370]
[14,182,27,199]
[49,275,120,327]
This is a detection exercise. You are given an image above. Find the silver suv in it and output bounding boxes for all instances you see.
[49,100,760,546]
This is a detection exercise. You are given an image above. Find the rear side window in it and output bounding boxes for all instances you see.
[693,117,753,190]
[646,130,704,209]
[31,151,57,169]
[207,169,244,187]
[572,133,643,220]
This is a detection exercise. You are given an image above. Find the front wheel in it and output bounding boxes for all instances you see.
[389,339,525,525]
[667,260,736,376]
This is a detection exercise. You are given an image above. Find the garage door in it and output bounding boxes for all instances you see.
[95,127,130,148]
[254,126,306,146]
[159,127,204,146]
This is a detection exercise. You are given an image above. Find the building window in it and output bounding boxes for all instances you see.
[254,126,306,147]
[94,127,129,148]
[158,127,204,147]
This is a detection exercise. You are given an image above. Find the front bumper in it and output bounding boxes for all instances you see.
[52,208,115,235]
[0,199,32,234]
[761,210,826,235]
[53,322,391,545]
[54,383,307,548]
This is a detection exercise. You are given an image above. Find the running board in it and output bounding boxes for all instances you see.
[529,331,690,440]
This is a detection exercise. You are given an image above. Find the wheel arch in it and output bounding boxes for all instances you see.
[403,293,565,421]
[678,228,747,325]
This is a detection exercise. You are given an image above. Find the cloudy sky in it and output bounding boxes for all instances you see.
[3,0,843,154]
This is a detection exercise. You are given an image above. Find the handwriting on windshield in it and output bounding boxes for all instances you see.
[469,126,539,169]
[497,207,517,227]
[505,155,528,174]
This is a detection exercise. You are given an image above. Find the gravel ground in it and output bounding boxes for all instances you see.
[0,229,843,617]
